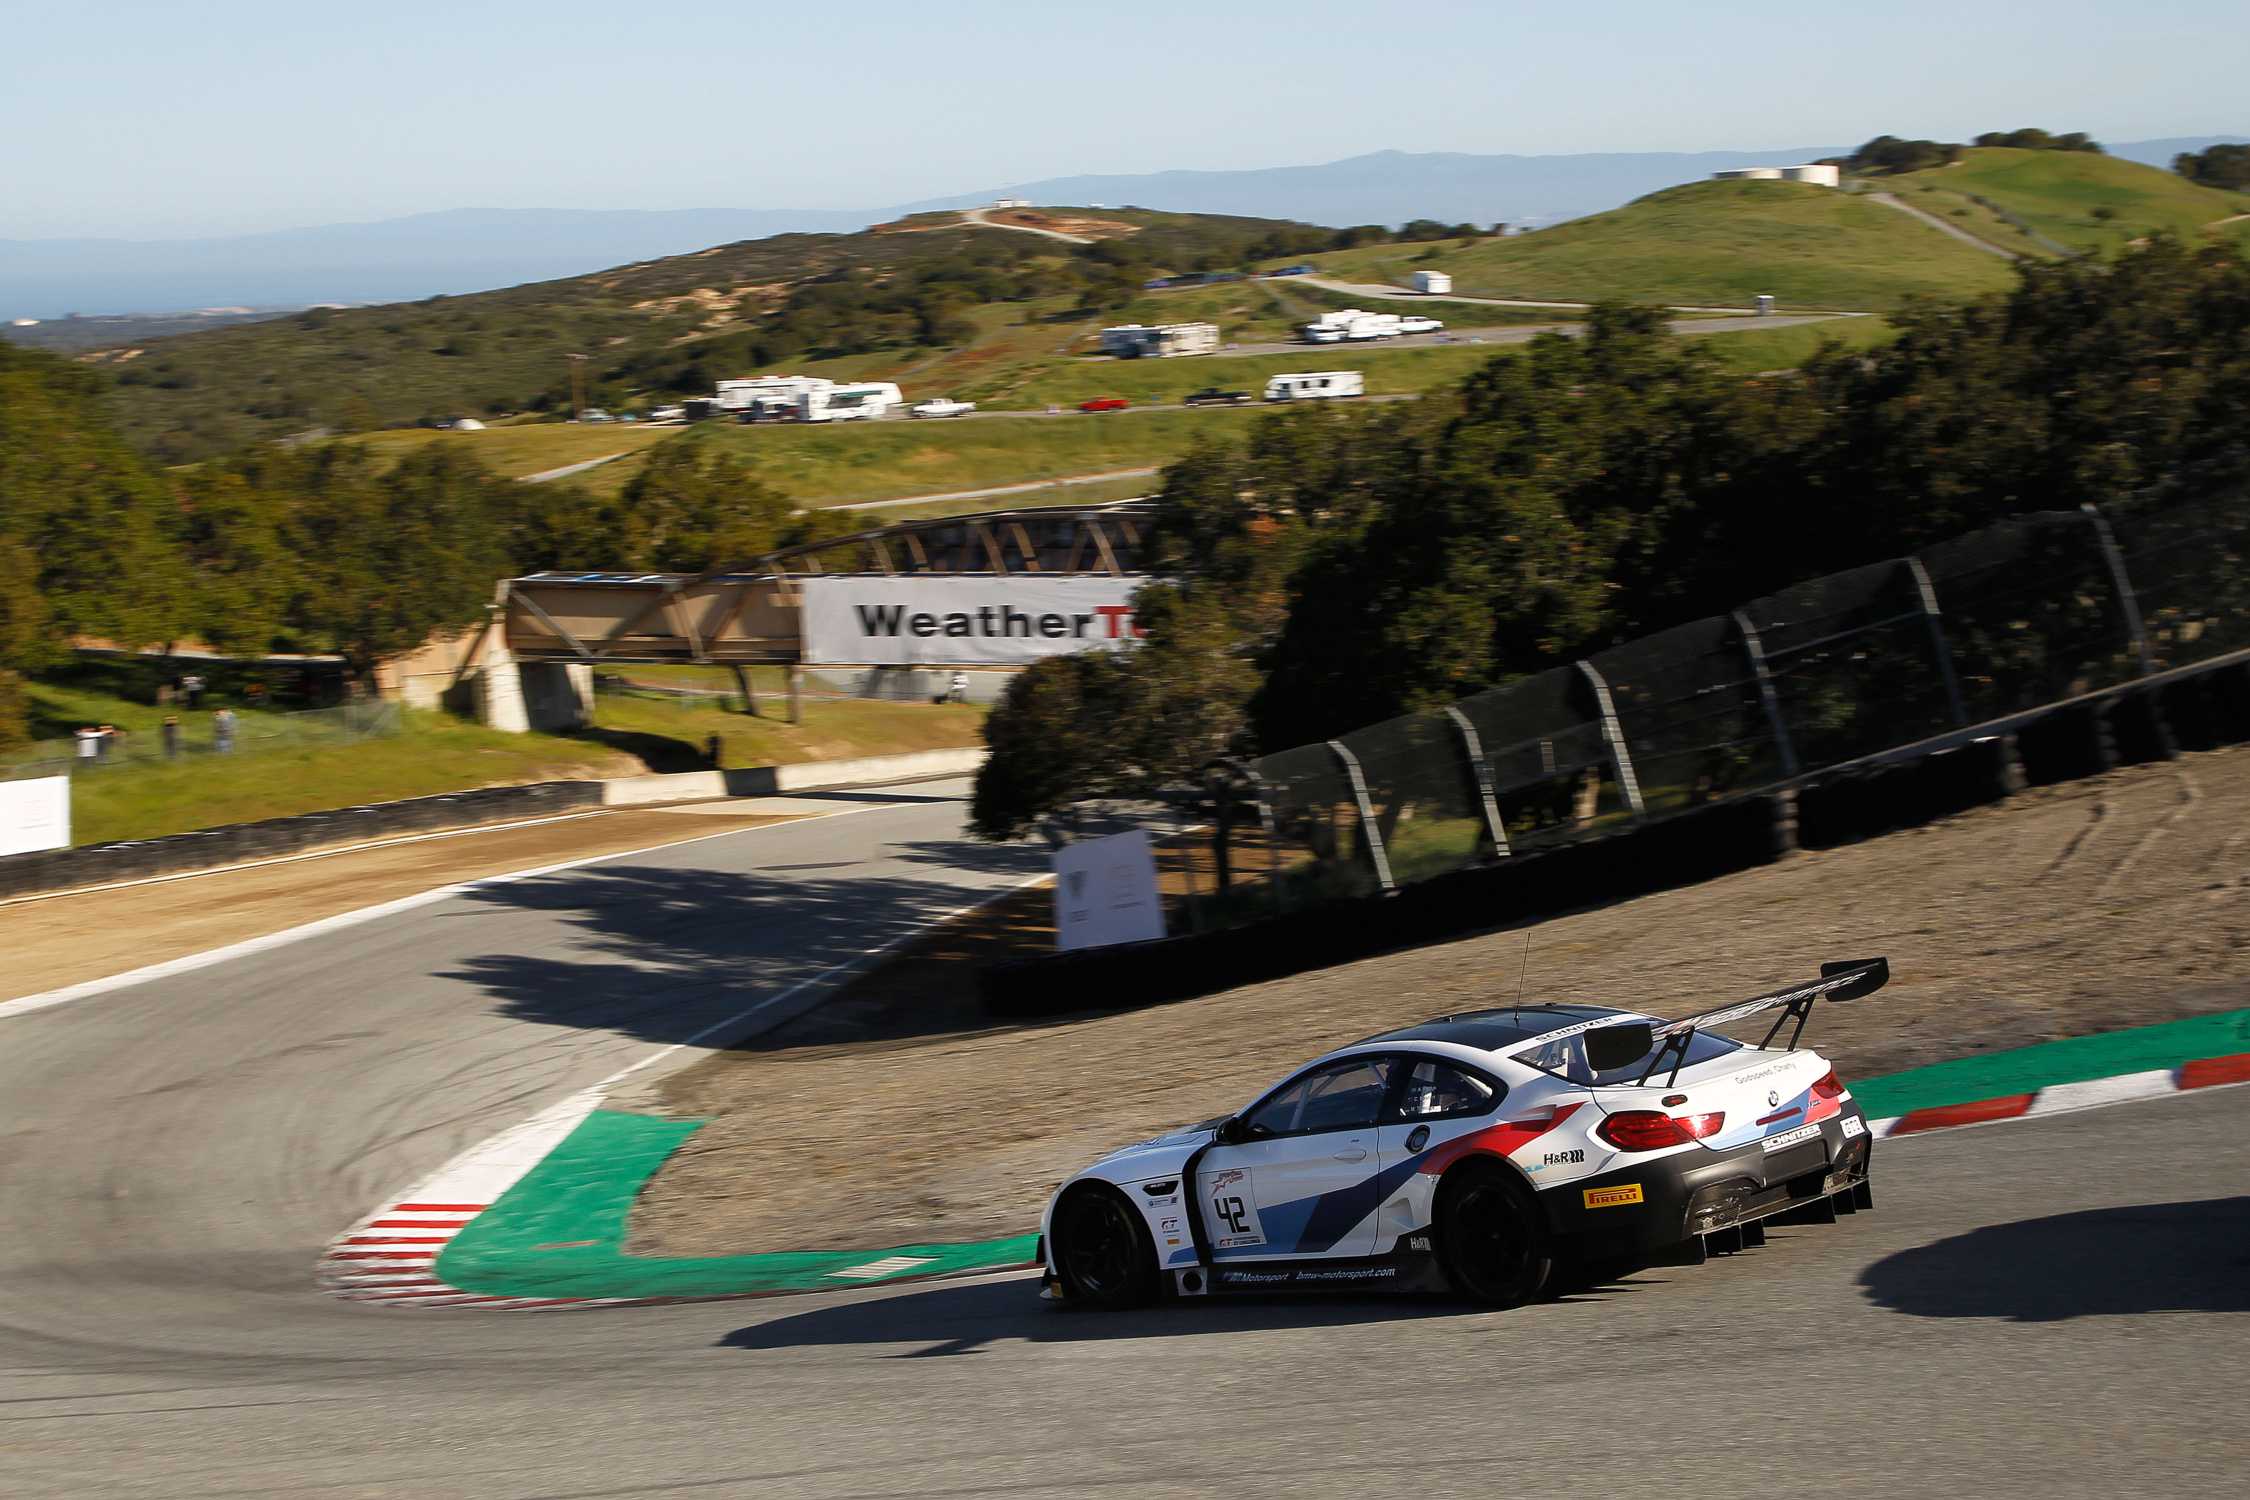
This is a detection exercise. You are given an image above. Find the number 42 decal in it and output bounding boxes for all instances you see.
[1201,1168,1266,1248]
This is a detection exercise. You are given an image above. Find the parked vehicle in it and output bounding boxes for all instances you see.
[647,404,686,422]
[1182,387,1251,406]
[1079,397,1130,412]
[910,398,977,418]
[1397,316,1445,335]
[1344,312,1401,341]
[1263,371,1365,402]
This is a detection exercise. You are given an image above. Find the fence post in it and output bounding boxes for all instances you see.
[1442,706,1512,858]
[1325,739,1396,893]
[2081,503,2154,677]
[1575,661,1647,816]
[1901,557,1970,727]
[1731,610,1800,780]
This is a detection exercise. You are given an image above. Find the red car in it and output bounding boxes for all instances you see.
[1079,397,1130,412]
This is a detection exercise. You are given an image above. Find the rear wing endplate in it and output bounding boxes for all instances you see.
[1638,957,1888,1086]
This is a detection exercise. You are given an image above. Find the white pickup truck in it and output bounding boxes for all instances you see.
[910,398,977,419]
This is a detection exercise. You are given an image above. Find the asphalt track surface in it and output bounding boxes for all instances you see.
[4,780,2245,1497]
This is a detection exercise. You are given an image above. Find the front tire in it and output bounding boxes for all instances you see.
[1051,1186,1158,1309]
[1437,1162,1553,1307]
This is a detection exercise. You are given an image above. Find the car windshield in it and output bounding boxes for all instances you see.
[1518,1026,1744,1087]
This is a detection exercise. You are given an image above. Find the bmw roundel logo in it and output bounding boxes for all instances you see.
[1768,1089,1781,1107]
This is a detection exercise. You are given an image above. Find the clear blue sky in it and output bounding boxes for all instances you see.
[5,0,2243,238]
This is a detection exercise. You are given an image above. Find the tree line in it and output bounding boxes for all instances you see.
[0,342,836,746]
[971,236,2250,838]
[1830,127,2104,176]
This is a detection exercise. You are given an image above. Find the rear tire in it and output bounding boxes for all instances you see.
[1437,1162,1553,1308]
[1051,1186,1158,1309]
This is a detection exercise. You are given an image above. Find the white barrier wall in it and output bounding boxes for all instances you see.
[0,775,71,856]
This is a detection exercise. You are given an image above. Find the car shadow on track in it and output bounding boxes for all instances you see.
[718,1270,1662,1357]
[1859,1196,2250,1322]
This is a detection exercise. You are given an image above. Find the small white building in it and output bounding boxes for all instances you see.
[991,196,1030,210]
[1099,322,1220,358]
[1409,270,1453,295]
[1712,164,1839,188]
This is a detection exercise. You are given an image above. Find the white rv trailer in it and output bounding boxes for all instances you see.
[715,375,831,412]
[802,382,905,422]
[1263,371,1365,402]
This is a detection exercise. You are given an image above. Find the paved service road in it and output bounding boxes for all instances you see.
[5,779,2244,1496]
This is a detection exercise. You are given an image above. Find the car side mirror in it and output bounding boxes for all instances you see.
[1584,1021,1656,1074]
[1215,1117,1250,1145]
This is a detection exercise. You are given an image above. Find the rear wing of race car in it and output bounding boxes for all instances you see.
[1634,957,1888,1086]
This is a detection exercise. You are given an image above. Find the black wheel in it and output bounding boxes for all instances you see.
[1438,1163,1553,1307]
[1051,1186,1158,1309]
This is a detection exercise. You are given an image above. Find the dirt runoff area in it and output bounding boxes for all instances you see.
[0,803,794,1001]
[636,745,2250,1257]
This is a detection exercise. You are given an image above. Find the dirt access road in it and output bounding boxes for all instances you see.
[638,744,2250,1256]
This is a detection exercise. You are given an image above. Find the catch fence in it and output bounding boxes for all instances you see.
[1197,492,2249,918]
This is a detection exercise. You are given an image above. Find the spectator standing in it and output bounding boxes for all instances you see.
[181,673,205,709]
[96,724,116,761]
[948,672,969,704]
[162,715,181,758]
[213,707,237,753]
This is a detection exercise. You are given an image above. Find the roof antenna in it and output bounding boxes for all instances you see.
[1513,931,1532,1018]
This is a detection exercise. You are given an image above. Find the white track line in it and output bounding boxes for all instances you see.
[0,799,914,1022]
[0,809,612,911]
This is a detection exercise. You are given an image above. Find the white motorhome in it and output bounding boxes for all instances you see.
[804,382,905,422]
[1302,307,1402,343]
[715,375,831,414]
[1263,371,1365,402]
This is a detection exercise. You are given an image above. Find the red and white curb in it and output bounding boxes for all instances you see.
[319,1087,631,1310]
[1866,1050,2250,1139]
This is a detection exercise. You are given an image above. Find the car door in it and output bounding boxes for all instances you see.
[1370,1054,1507,1255]
[1197,1055,1395,1262]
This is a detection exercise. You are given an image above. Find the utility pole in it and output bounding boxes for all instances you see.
[566,353,588,421]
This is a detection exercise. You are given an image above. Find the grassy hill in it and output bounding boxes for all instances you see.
[77,209,1377,463]
[1887,147,2250,256]
[1280,179,2022,309]
[336,317,1895,510]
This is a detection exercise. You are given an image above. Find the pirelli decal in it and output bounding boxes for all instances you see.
[1583,1184,1645,1210]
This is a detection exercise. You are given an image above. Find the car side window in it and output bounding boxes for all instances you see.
[1241,1057,1394,1139]
[1388,1059,1501,1121]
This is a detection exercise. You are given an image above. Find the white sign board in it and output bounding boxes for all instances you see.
[0,775,70,857]
[799,576,1146,666]
[1053,828,1166,952]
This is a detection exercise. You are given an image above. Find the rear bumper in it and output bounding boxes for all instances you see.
[1543,1105,1874,1253]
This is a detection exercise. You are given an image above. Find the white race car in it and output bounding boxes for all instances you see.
[1039,958,1886,1308]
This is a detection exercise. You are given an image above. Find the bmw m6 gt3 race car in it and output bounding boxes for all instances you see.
[1039,958,1887,1308]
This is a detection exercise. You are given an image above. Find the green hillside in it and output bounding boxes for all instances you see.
[1282,180,2020,310]
[1888,147,2250,256]
[77,209,1405,463]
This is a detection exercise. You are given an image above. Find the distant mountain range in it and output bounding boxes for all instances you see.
[5,137,2242,320]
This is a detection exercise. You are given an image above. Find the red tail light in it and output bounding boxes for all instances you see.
[1598,1110,1726,1151]
[1811,1070,1845,1100]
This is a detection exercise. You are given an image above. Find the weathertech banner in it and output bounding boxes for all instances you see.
[797,576,1148,666]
